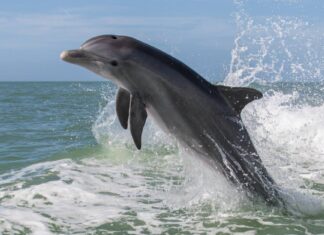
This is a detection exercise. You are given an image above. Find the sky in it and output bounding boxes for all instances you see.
[0,0,323,82]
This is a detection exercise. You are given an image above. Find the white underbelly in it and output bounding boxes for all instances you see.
[146,106,171,135]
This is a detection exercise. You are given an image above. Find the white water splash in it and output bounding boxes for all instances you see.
[225,2,323,86]
[0,149,244,234]
[224,0,324,215]
[242,94,324,215]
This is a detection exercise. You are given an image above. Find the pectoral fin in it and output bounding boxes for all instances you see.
[116,88,130,129]
[129,93,147,149]
[217,85,263,114]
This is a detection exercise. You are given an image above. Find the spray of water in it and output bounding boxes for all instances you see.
[225,0,324,215]
[225,1,323,86]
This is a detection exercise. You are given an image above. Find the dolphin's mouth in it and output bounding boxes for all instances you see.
[60,50,88,63]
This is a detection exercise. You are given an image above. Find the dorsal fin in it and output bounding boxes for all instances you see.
[116,88,130,129]
[217,85,263,114]
[129,93,147,150]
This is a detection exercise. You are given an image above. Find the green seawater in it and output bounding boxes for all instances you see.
[0,82,110,173]
[0,82,323,234]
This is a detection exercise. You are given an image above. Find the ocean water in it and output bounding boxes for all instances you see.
[0,81,323,234]
[1,3,324,234]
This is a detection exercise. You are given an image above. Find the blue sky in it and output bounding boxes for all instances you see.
[0,0,323,82]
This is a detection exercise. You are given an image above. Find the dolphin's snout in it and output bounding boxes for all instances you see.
[60,50,86,63]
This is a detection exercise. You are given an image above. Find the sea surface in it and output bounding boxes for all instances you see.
[0,81,323,234]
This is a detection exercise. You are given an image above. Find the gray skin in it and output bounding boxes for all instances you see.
[61,35,284,206]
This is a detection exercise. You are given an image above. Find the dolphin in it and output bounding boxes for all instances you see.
[61,35,284,206]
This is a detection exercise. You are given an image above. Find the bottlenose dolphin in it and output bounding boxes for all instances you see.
[61,35,284,206]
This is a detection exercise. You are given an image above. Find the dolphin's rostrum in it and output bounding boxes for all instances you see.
[61,35,284,206]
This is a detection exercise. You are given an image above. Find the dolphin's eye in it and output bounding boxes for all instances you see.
[111,35,117,39]
[110,60,118,66]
